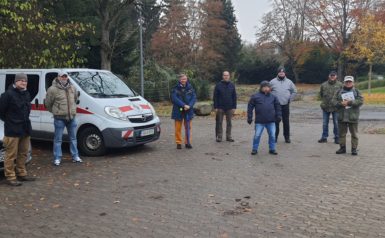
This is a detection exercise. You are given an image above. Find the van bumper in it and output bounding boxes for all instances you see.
[101,123,161,148]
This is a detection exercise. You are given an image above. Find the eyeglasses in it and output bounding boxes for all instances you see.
[344,81,353,83]
[330,74,336,77]
[60,75,68,78]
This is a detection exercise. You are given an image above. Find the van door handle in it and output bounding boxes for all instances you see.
[35,98,39,109]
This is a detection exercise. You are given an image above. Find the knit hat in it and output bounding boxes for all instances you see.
[260,81,271,88]
[277,67,286,73]
[14,73,28,83]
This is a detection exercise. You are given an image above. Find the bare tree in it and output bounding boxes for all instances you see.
[256,0,309,82]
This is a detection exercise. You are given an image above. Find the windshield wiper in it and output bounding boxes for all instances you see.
[109,93,130,97]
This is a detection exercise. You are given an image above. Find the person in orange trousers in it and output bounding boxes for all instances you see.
[171,74,196,149]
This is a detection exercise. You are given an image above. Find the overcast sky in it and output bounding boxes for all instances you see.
[232,0,272,43]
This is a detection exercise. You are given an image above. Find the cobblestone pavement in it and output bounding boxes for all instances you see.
[1,112,385,237]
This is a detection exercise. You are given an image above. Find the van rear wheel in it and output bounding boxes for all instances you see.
[78,127,106,156]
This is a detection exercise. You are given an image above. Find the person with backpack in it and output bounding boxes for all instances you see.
[171,74,196,149]
[333,76,364,156]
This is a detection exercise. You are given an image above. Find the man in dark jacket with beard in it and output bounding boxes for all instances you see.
[213,71,237,142]
[247,81,282,155]
[0,73,35,186]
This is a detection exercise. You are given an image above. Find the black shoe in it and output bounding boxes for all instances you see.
[5,180,22,186]
[251,150,257,155]
[351,148,358,156]
[216,138,222,142]
[185,144,193,149]
[334,138,339,144]
[17,176,36,182]
[269,150,278,155]
[336,146,346,154]
[176,144,182,149]
[285,138,291,143]
[318,138,327,143]
[226,138,234,142]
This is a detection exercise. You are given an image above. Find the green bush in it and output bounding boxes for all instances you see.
[356,79,385,90]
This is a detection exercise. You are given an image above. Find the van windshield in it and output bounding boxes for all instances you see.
[68,71,136,98]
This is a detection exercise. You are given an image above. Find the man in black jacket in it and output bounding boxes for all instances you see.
[247,81,282,155]
[0,73,35,186]
[213,71,237,142]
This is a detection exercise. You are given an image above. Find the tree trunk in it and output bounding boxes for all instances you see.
[100,14,112,70]
[337,56,344,82]
[368,63,372,95]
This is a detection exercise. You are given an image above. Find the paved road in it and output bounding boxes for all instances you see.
[1,113,385,237]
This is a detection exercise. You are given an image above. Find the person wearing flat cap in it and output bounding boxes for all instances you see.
[332,76,363,156]
[45,70,82,166]
[0,73,36,186]
[270,67,297,143]
[247,81,281,155]
[318,71,343,144]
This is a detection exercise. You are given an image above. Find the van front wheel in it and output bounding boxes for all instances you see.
[78,127,106,156]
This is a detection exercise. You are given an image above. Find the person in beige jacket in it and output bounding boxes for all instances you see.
[45,71,82,166]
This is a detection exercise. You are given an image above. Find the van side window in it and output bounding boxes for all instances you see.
[5,74,39,102]
[45,72,58,90]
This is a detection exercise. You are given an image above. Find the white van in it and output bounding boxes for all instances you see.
[0,69,161,156]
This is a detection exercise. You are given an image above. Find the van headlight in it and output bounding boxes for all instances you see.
[104,106,128,120]
[148,104,157,117]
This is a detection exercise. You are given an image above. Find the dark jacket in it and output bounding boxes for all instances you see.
[213,80,237,110]
[0,85,32,137]
[333,86,363,123]
[247,91,282,124]
[171,82,196,121]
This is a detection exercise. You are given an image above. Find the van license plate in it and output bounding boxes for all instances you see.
[141,129,154,136]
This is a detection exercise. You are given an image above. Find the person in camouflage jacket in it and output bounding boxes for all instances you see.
[332,76,363,156]
[318,71,342,144]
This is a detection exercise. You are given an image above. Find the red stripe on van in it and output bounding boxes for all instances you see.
[76,107,93,114]
[31,104,47,111]
[123,130,133,139]
[31,104,93,114]
[119,106,133,112]
[140,104,151,110]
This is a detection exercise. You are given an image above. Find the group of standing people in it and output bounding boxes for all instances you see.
[171,67,363,157]
[0,71,82,186]
[319,72,363,155]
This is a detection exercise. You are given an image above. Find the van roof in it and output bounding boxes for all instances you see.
[0,68,111,73]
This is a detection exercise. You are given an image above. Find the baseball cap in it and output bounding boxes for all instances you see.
[344,76,354,82]
[58,70,68,77]
[329,71,337,76]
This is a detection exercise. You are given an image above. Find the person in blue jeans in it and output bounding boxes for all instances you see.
[45,71,82,166]
[318,71,342,144]
[247,81,282,155]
